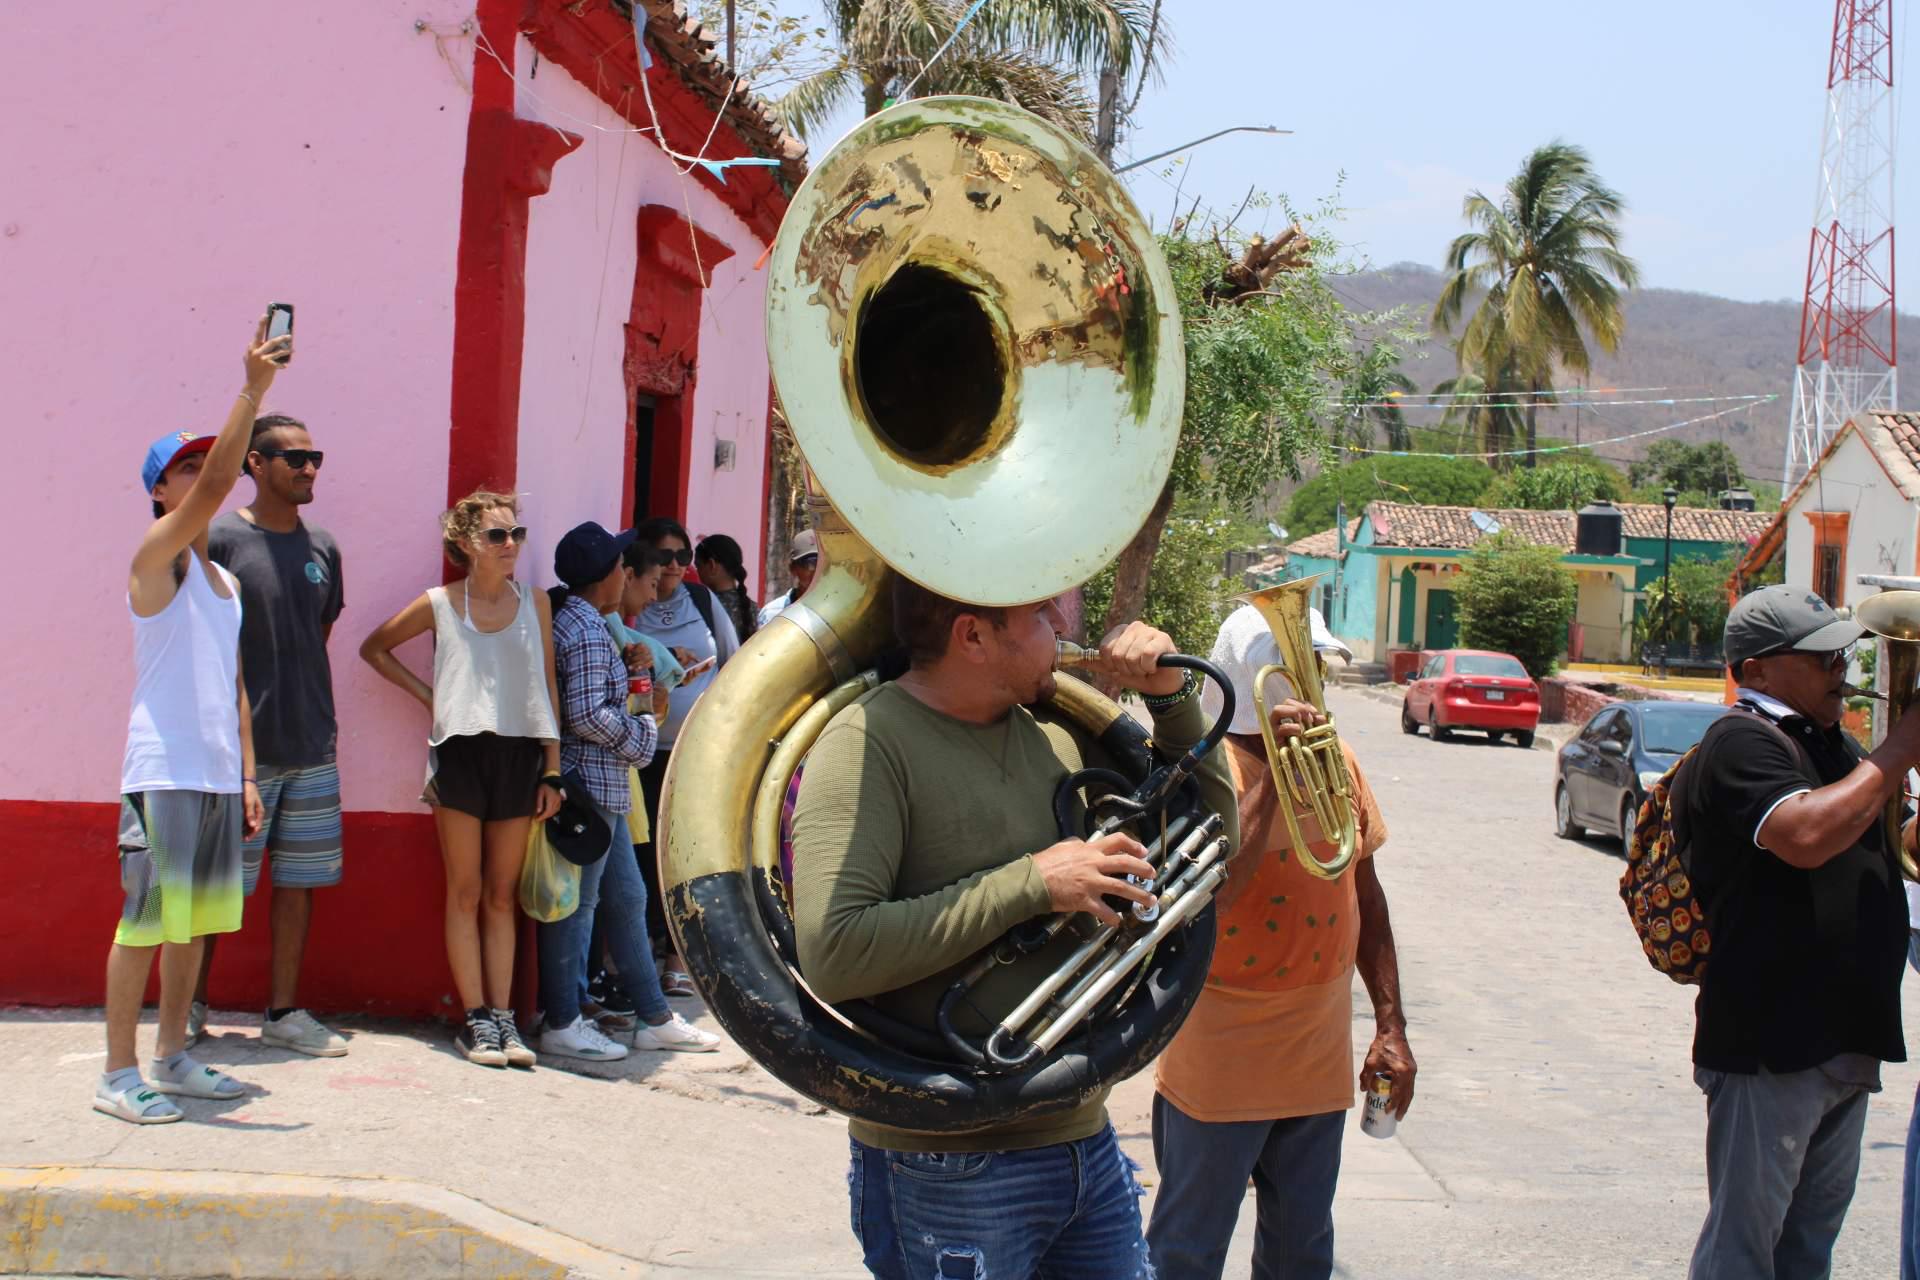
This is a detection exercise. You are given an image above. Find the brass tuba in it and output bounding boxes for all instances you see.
[656,97,1224,1133]
[1236,577,1359,880]
[1852,590,1920,879]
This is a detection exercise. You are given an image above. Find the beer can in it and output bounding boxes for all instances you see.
[1360,1071,1397,1139]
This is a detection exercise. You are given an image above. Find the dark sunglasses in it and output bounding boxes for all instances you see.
[258,447,324,471]
[482,525,529,546]
[661,546,693,566]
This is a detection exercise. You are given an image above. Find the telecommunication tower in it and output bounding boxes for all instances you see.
[1782,0,1898,489]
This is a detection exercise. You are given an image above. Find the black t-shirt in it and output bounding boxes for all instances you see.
[1676,705,1907,1072]
[208,512,344,767]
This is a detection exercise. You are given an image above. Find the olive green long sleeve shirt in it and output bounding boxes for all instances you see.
[791,678,1236,1153]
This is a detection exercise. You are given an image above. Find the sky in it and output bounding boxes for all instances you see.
[792,0,1912,305]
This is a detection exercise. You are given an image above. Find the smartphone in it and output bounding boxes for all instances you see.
[265,302,294,364]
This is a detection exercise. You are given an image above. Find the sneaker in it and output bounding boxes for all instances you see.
[260,1009,349,1058]
[456,1013,508,1068]
[492,1009,536,1069]
[539,1013,629,1062]
[185,1000,208,1048]
[94,1075,183,1125]
[586,969,637,1017]
[629,1011,721,1053]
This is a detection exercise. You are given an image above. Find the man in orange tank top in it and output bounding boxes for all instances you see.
[1147,606,1416,1279]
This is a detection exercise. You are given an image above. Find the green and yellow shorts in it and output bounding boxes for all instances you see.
[114,791,244,947]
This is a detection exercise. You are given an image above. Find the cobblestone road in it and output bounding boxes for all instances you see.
[1266,687,1920,1278]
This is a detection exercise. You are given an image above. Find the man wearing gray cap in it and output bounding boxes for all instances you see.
[1682,584,1920,1279]
[756,529,820,630]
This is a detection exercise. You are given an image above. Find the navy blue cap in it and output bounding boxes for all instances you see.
[141,432,215,493]
[554,521,637,589]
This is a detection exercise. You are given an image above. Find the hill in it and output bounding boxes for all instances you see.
[1335,262,1915,489]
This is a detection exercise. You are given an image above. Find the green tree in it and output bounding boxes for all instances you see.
[1478,457,1627,510]
[1627,440,1746,495]
[1642,554,1738,649]
[1433,142,1640,468]
[1455,535,1577,677]
[1431,368,1526,460]
[1286,455,1494,533]
[776,0,1164,143]
[1081,511,1235,659]
[1092,205,1415,635]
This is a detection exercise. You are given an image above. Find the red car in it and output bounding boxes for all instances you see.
[1400,649,1541,747]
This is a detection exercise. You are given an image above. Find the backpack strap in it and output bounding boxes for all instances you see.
[682,580,721,643]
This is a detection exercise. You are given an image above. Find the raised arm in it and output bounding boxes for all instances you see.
[358,593,437,713]
[1759,710,1920,868]
[129,319,289,611]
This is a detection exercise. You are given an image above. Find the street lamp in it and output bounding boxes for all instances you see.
[1112,125,1292,174]
[1661,486,1678,675]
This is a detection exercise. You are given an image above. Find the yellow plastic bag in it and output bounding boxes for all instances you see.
[627,767,650,843]
[518,819,580,923]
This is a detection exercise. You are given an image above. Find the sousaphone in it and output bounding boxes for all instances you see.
[656,97,1220,1132]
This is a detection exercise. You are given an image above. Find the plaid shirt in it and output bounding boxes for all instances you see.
[552,595,656,812]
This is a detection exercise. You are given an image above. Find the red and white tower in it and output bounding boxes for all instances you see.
[1784,0,1898,488]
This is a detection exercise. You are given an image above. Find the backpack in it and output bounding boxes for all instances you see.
[682,580,722,643]
[1618,746,1712,984]
[1618,705,1807,985]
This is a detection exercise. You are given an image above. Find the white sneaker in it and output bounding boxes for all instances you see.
[629,1011,721,1053]
[261,1009,349,1057]
[539,1013,629,1062]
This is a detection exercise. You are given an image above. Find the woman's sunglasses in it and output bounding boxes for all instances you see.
[259,447,325,471]
[660,546,693,566]
[481,525,529,546]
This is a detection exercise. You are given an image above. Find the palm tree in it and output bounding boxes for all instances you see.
[1432,142,1639,468]
[1431,369,1525,461]
[776,0,1165,146]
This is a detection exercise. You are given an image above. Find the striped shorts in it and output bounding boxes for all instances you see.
[243,760,345,895]
[116,791,244,947]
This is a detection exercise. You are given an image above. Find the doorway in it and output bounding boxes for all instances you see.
[1427,588,1459,650]
[630,396,656,528]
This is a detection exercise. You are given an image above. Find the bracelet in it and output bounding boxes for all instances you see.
[539,773,564,788]
[1141,669,1198,710]
[237,389,259,409]
[242,775,256,784]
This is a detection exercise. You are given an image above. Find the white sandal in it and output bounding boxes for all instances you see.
[94,1077,184,1124]
[148,1055,245,1101]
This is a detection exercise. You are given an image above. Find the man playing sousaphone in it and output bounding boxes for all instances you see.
[1148,605,1415,1279]
[791,580,1237,1280]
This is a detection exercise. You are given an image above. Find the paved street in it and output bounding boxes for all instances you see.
[5,686,1918,1277]
[1313,686,1920,1278]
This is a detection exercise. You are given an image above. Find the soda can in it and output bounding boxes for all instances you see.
[1360,1071,1397,1140]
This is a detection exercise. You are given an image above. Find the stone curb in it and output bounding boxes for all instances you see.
[0,1165,651,1279]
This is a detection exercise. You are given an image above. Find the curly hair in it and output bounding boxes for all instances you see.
[440,489,519,569]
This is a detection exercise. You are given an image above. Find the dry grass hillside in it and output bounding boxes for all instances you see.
[1336,262,1914,484]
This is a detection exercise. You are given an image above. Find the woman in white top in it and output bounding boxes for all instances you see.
[360,491,562,1070]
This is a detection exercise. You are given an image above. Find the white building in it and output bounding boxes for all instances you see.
[1738,411,1920,610]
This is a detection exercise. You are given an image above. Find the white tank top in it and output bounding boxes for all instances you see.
[427,581,560,745]
[121,549,245,794]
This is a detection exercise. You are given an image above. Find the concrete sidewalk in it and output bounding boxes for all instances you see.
[1,1005,1430,1278]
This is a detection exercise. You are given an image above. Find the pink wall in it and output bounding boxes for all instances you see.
[1,4,475,813]
[510,38,773,600]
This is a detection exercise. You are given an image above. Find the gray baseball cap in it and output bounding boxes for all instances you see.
[1723,584,1863,668]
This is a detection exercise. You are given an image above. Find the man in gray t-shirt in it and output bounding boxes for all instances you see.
[197,413,350,1059]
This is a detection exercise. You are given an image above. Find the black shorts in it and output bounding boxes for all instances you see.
[428,734,543,822]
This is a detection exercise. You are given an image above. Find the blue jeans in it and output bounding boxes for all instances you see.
[847,1123,1152,1279]
[535,802,668,1027]
[1904,1076,1920,1280]
[1689,1065,1871,1280]
[1146,1092,1345,1280]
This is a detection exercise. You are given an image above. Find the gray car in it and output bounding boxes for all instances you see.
[1553,701,1727,855]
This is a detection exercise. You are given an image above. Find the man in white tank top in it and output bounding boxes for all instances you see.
[96,319,289,1126]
